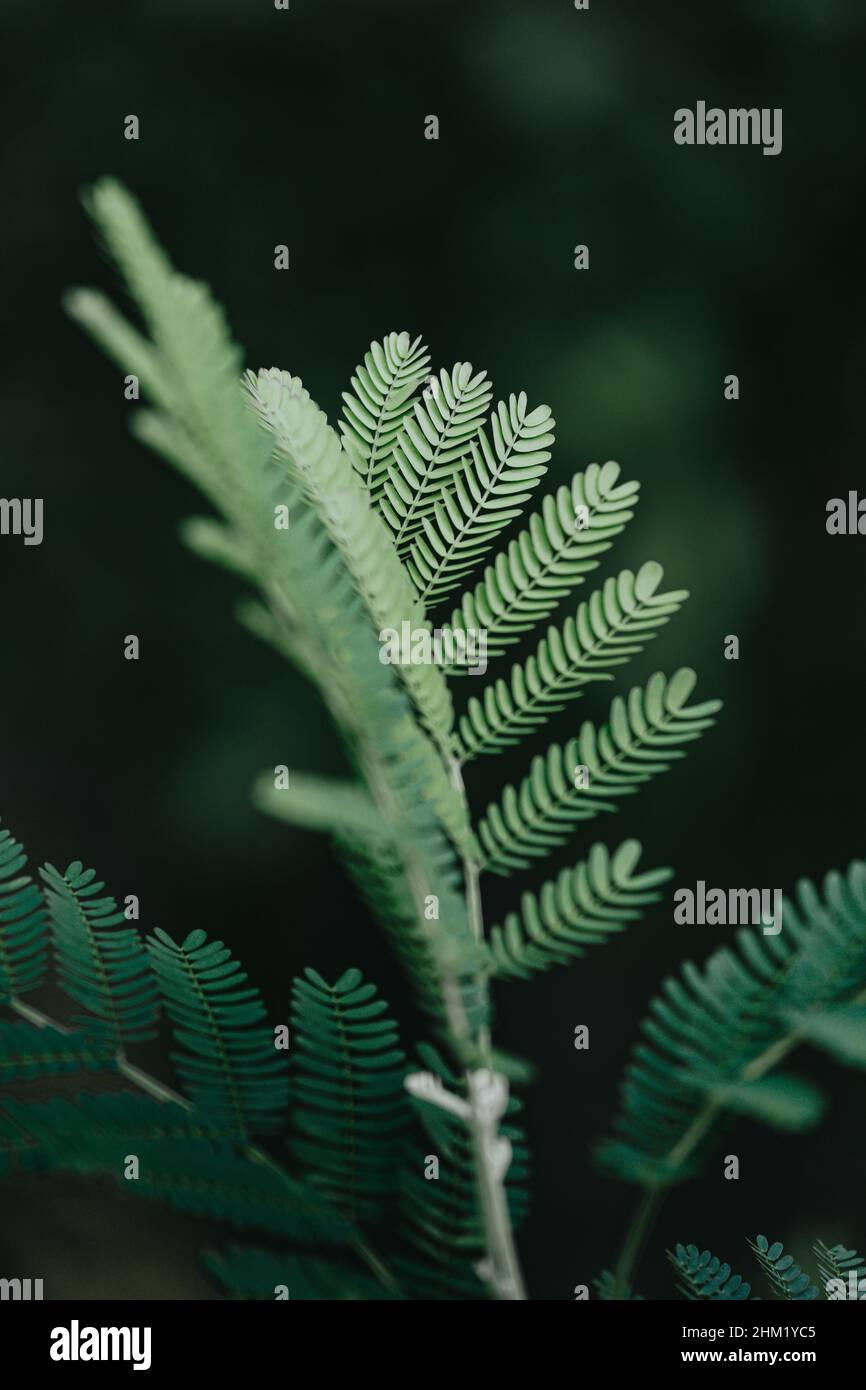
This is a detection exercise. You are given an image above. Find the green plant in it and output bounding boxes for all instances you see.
[667,1242,754,1301]
[0,178,858,1301]
[8,819,863,1300]
[28,176,723,1299]
[0,814,524,1299]
[601,858,866,1297]
[18,179,863,1302]
[746,1235,820,1301]
[663,1234,866,1302]
[0,817,369,1288]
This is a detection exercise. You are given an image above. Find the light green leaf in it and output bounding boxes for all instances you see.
[793,1006,866,1068]
[252,771,390,842]
[457,562,687,759]
[708,1074,824,1130]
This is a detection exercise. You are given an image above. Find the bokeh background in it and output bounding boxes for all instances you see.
[1,0,865,1299]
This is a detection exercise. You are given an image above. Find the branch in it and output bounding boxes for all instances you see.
[447,752,527,1301]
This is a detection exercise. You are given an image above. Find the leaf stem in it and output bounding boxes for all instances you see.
[611,1187,662,1300]
[448,753,527,1301]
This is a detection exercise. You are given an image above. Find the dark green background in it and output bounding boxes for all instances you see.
[1,0,865,1298]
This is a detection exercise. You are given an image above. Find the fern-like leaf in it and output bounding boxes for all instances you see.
[0,1020,116,1082]
[243,366,455,750]
[100,1142,350,1243]
[289,967,410,1225]
[67,186,462,812]
[793,1005,866,1069]
[0,817,50,1001]
[478,669,721,874]
[41,860,158,1048]
[0,1085,351,1246]
[340,332,430,494]
[251,772,390,842]
[489,840,671,982]
[0,1090,225,1177]
[597,862,866,1189]
[668,1243,753,1300]
[814,1239,866,1299]
[64,1133,351,1245]
[67,179,271,524]
[457,563,687,759]
[379,363,493,552]
[146,927,289,1139]
[406,395,553,604]
[445,462,640,668]
[0,1091,220,1151]
[67,192,471,876]
[780,862,866,1016]
[250,507,488,1037]
[63,287,175,410]
[747,1235,819,1300]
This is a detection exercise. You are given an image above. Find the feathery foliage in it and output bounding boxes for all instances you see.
[242,365,455,751]
[456,563,687,759]
[445,463,640,664]
[0,817,50,1001]
[289,968,409,1225]
[146,926,289,1139]
[52,178,733,1301]
[379,363,493,552]
[0,175,856,1302]
[478,670,720,874]
[66,1135,353,1245]
[0,816,395,1279]
[599,858,866,1190]
[41,860,158,1048]
[661,1232,866,1302]
[814,1240,866,1298]
[0,1052,352,1246]
[0,1091,209,1177]
[406,394,553,604]
[667,1243,752,1300]
[339,332,430,496]
[489,840,672,982]
[0,1020,116,1081]
[746,1235,820,1301]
